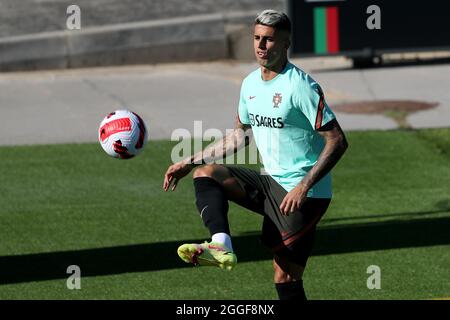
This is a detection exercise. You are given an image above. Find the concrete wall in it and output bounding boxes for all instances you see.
[0,14,229,71]
[0,0,283,37]
[0,0,283,71]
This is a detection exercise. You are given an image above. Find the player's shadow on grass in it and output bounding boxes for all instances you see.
[321,199,450,224]
[1,216,449,285]
[321,208,448,224]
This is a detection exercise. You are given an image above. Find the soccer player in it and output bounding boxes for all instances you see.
[163,9,348,300]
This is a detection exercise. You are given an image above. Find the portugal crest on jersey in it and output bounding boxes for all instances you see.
[273,93,282,108]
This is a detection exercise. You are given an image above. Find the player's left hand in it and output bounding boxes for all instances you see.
[280,185,308,215]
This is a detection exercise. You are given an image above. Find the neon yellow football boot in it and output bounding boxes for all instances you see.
[177,242,237,271]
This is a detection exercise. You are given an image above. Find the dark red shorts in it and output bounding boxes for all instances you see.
[226,165,331,266]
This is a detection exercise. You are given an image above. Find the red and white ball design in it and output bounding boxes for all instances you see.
[98,110,148,159]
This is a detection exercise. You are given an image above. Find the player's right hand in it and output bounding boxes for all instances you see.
[163,162,193,192]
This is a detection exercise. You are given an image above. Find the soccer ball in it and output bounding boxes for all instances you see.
[98,110,148,159]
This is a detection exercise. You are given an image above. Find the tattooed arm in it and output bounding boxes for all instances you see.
[279,119,348,214]
[184,117,252,167]
[163,117,252,191]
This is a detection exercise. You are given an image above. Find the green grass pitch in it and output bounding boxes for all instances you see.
[0,128,449,299]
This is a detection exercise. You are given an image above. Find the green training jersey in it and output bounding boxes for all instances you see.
[238,61,336,198]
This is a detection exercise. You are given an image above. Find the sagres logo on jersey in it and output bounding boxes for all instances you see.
[249,113,284,128]
[273,93,282,108]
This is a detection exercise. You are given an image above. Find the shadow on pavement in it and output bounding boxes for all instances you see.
[311,56,450,73]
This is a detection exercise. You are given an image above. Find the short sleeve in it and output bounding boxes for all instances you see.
[295,74,336,130]
[237,83,251,125]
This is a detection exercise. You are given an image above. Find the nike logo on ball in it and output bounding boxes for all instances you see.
[249,96,256,99]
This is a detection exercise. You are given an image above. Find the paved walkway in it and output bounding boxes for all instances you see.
[0,56,449,146]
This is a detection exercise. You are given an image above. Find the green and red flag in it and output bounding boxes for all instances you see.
[314,6,340,54]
